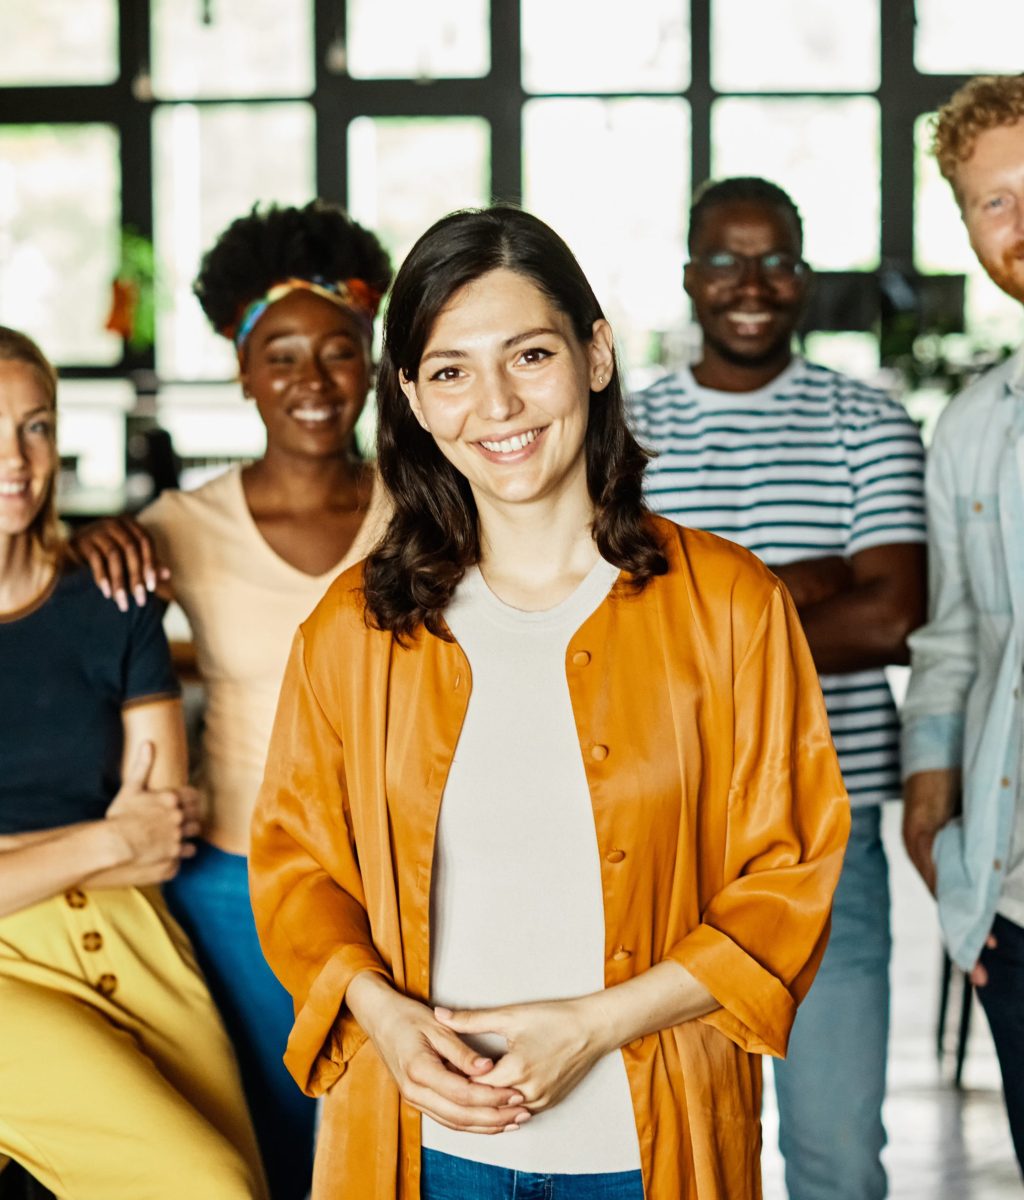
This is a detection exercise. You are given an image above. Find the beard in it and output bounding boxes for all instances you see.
[978,239,1024,305]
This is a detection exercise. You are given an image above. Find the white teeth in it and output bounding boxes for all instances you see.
[0,481,27,496]
[292,408,334,422]
[726,312,771,324]
[480,428,539,453]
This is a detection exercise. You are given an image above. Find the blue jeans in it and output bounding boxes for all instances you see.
[165,841,315,1200]
[773,805,890,1200]
[420,1150,644,1200]
[976,913,1024,1176]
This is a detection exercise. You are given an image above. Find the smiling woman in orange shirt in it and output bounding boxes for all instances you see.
[250,207,850,1200]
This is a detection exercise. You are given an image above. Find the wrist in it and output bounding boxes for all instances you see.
[79,820,134,875]
[346,970,399,1041]
[573,991,621,1057]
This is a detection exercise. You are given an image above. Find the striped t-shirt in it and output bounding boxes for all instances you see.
[630,358,926,806]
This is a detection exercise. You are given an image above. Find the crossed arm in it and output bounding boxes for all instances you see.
[774,542,926,674]
[0,700,200,917]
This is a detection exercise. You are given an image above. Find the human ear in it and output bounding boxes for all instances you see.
[588,319,616,392]
[399,368,430,431]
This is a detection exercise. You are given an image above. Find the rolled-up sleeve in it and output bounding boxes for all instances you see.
[250,628,389,1096]
[666,583,850,1057]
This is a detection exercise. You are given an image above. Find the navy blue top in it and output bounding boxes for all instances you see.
[0,561,180,835]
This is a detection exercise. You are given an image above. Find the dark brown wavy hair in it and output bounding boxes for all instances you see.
[363,206,667,640]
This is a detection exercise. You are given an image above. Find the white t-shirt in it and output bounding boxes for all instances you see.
[421,557,641,1175]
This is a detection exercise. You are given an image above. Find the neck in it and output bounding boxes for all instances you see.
[473,476,599,611]
[0,532,53,614]
[246,447,364,510]
[691,345,794,393]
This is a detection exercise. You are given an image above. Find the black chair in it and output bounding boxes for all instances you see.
[936,948,974,1087]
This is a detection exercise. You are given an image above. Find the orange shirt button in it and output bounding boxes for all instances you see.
[605,850,626,863]
[973,501,984,513]
[590,744,609,761]
[571,650,591,667]
[82,931,103,952]
[994,859,1003,871]
[611,947,632,962]
[629,1037,645,1050]
[1001,777,1011,788]
[96,974,118,997]
[64,889,87,909]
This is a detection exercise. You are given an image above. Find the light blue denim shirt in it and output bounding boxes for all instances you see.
[902,347,1024,971]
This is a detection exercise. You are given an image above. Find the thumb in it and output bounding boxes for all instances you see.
[125,740,155,790]
[434,1006,504,1036]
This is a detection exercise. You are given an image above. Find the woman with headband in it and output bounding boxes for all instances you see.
[251,207,849,1200]
[0,326,266,1199]
[73,201,393,1200]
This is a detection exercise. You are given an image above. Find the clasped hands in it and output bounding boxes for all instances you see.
[346,973,612,1134]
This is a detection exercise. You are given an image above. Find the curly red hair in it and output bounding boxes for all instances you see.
[932,74,1024,191]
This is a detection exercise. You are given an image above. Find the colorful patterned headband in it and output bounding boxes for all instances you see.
[225,276,383,352]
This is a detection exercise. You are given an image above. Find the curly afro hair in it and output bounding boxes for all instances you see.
[193,200,393,336]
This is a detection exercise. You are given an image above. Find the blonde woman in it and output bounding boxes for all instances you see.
[0,327,266,1200]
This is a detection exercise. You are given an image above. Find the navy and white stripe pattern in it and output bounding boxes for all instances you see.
[630,358,926,806]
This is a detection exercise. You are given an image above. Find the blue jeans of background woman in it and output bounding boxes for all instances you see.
[166,840,316,1200]
[420,1149,644,1200]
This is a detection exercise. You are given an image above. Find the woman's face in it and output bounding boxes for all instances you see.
[240,289,372,462]
[0,360,55,541]
[400,268,613,514]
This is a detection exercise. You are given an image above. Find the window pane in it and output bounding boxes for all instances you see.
[0,0,117,85]
[711,98,880,270]
[157,383,266,468]
[346,0,488,78]
[347,117,490,267]
[915,0,1024,73]
[153,103,316,379]
[522,0,688,93]
[523,99,690,374]
[914,114,1023,349]
[57,380,134,499]
[712,0,879,92]
[0,125,121,365]
[150,0,313,99]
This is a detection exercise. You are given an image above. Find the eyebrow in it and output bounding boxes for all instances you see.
[421,326,563,365]
[22,406,52,418]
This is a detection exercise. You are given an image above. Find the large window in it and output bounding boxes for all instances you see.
[3,0,1022,481]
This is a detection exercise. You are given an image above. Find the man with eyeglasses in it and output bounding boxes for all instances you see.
[629,175,927,1200]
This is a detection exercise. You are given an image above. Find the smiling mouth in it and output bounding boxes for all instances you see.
[725,311,773,327]
[0,480,29,497]
[477,427,542,454]
[291,405,340,424]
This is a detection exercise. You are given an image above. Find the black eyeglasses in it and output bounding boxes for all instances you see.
[689,251,809,286]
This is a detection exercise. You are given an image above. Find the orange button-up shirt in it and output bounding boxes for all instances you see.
[250,518,849,1200]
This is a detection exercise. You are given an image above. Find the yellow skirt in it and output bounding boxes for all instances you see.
[0,885,268,1200]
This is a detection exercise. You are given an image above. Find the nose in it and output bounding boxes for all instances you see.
[733,257,772,293]
[475,368,525,422]
[0,421,26,465]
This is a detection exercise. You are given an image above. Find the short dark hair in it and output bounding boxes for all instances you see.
[362,206,667,641]
[688,176,804,253]
[193,200,393,335]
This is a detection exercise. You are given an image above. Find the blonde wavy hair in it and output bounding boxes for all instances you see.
[932,74,1024,194]
[0,326,60,554]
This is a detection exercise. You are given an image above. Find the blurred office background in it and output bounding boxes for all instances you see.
[3,5,1024,1195]
[1,0,1023,513]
